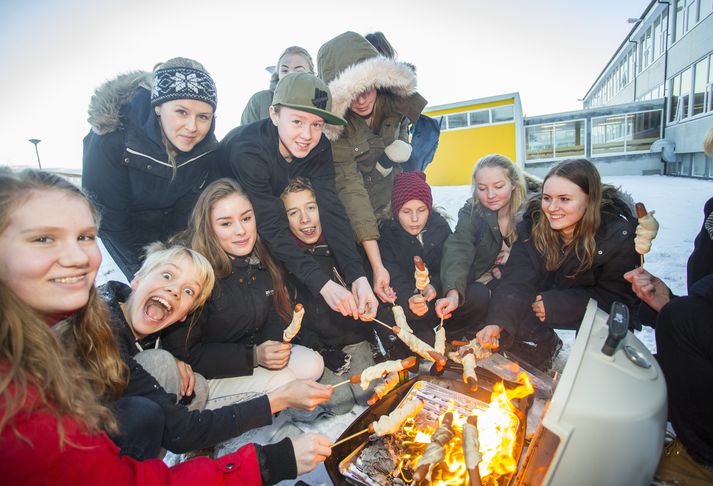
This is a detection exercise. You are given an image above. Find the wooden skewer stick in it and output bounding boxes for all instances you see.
[332,375,362,389]
[369,316,396,331]
[329,425,373,448]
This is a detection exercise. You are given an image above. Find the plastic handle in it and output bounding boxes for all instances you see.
[601,302,629,356]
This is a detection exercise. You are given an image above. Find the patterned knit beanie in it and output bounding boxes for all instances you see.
[391,171,432,218]
[151,57,217,110]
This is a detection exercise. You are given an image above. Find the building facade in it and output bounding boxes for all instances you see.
[583,0,713,178]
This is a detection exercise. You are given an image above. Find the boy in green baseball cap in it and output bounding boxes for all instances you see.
[218,72,378,325]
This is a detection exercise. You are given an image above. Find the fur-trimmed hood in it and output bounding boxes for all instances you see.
[87,71,152,135]
[317,31,420,141]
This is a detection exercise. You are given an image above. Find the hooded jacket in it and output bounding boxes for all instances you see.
[440,200,510,304]
[82,72,219,279]
[98,281,298,484]
[485,191,640,333]
[317,32,427,243]
[160,256,285,379]
[217,118,365,296]
[379,212,452,322]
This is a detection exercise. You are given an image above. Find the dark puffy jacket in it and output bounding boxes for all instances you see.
[217,118,365,296]
[290,244,372,349]
[82,72,217,279]
[379,212,452,321]
[161,257,285,379]
[485,195,640,333]
[687,196,713,290]
[440,200,503,304]
[99,282,297,482]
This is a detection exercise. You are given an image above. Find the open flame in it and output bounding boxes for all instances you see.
[395,372,533,484]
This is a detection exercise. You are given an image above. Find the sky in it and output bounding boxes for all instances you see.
[0,0,650,169]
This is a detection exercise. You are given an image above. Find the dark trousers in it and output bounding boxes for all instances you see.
[110,396,165,460]
[656,296,713,469]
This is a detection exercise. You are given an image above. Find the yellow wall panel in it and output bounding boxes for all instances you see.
[425,123,517,186]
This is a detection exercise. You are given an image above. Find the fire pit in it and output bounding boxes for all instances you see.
[326,374,533,485]
[327,299,668,485]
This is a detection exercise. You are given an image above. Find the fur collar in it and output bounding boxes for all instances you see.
[87,71,152,135]
[323,56,417,141]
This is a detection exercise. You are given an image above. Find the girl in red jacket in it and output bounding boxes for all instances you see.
[0,168,330,485]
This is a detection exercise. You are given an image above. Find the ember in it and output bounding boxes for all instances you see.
[349,372,534,485]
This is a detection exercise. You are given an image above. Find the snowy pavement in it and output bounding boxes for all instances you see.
[95,175,713,485]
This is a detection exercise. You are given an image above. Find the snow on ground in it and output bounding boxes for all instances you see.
[96,175,712,485]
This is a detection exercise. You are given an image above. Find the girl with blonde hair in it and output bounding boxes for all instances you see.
[436,154,527,336]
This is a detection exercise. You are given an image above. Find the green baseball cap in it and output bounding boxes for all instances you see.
[272,72,346,126]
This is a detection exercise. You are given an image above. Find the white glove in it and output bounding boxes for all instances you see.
[383,140,412,163]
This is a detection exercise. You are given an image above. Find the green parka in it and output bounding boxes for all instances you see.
[318,32,427,243]
[440,199,505,304]
[240,89,273,126]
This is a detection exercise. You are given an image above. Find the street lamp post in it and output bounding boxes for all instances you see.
[28,139,42,169]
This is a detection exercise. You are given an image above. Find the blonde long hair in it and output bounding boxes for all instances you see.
[176,178,292,323]
[530,158,608,275]
[471,153,527,244]
[0,168,127,445]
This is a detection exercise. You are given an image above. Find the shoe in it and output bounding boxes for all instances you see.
[654,437,713,486]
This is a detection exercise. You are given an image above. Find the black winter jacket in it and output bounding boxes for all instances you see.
[217,119,365,296]
[687,197,713,291]
[99,283,295,465]
[83,74,217,279]
[161,256,285,379]
[379,212,452,321]
[290,244,372,349]
[485,198,640,333]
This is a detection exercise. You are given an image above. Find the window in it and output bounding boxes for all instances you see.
[492,105,514,123]
[447,113,467,129]
[670,73,681,122]
[469,110,490,126]
[675,0,703,42]
[692,152,708,177]
[693,57,708,116]
[675,0,685,42]
[592,110,662,155]
[629,111,663,151]
[526,120,585,161]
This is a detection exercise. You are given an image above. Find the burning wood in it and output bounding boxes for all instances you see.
[339,374,534,485]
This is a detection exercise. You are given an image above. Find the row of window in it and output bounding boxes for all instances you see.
[433,105,514,132]
[666,152,713,178]
[675,0,713,43]
[669,51,713,122]
[636,83,666,102]
[525,109,663,162]
[585,0,712,109]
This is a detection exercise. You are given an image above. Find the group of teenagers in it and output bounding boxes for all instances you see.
[1,29,712,485]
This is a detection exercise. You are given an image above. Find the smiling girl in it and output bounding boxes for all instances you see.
[83,58,219,280]
[436,154,527,337]
[0,168,331,485]
[476,159,640,369]
[162,178,330,404]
